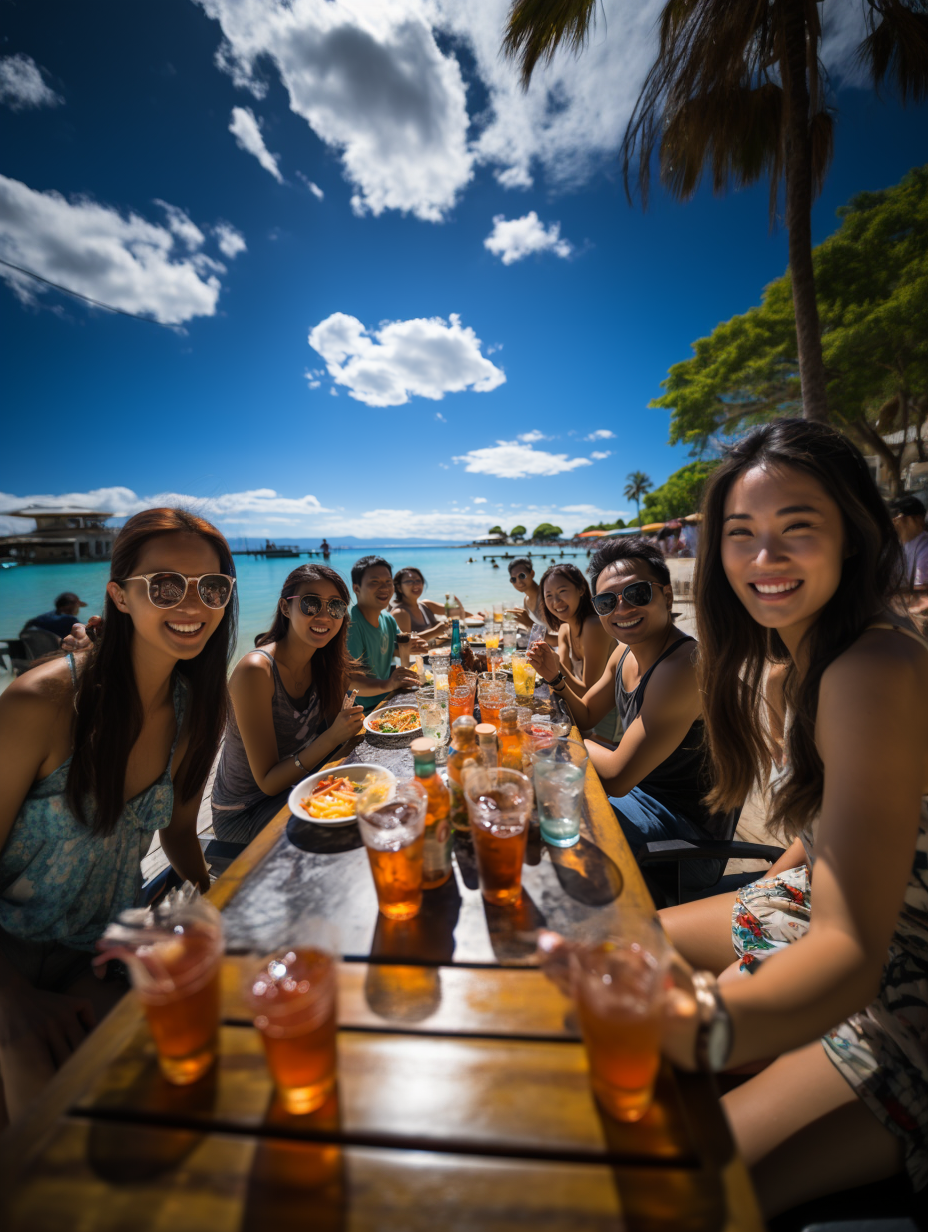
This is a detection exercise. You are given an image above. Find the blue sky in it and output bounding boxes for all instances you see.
[1,0,926,541]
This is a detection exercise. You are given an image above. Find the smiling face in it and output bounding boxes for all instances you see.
[281,577,346,650]
[594,560,673,643]
[354,564,394,611]
[399,572,425,603]
[721,463,847,639]
[543,574,582,624]
[509,565,534,593]
[109,532,227,662]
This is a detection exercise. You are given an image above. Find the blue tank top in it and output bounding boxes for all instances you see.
[0,655,189,950]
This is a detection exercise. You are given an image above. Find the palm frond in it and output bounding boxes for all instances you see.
[503,0,600,89]
[860,1,928,103]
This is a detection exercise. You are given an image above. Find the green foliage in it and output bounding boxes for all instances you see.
[623,471,653,522]
[510,524,527,537]
[651,165,928,490]
[531,522,563,539]
[487,525,505,536]
[640,460,720,522]
[582,518,626,532]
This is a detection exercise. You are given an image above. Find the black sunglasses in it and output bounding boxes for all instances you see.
[509,572,528,583]
[592,581,658,615]
[285,595,349,619]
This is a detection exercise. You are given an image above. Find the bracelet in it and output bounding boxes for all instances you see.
[691,971,733,1072]
[544,670,565,689]
[293,752,306,772]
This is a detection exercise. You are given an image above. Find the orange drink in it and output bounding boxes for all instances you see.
[464,768,532,906]
[477,683,506,731]
[448,684,474,725]
[511,655,536,699]
[357,781,427,920]
[570,927,668,1122]
[248,945,337,1115]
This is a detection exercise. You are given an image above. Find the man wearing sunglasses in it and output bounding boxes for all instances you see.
[347,556,427,714]
[527,538,728,888]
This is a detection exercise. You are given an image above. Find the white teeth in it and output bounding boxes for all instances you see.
[753,581,801,595]
[614,617,642,628]
[167,622,203,633]
[310,626,328,634]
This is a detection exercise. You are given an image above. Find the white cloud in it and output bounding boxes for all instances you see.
[201,0,472,221]
[560,504,629,518]
[214,221,247,258]
[517,430,548,443]
[452,440,593,479]
[297,172,325,200]
[308,311,505,407]
[484,212,572,265]
[0,54,63,110]
[590,450,611,460]
[0,175,229,325]
[586,429,615,440]
[435,411,447,422]
[473,496,487,503]
[229,106,283,182]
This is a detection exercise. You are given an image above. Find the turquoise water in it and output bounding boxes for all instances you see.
[0,545,586,667]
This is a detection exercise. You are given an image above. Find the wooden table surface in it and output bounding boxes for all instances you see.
[0,697,764,1232]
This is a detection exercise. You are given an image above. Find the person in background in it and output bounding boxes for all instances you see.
[390,567,468,640]
[0,509,236,1122]
[504,557,546,631]
[654,419,928,1218]
[24,592,87,638]
[536,563,621,744]
[211,564,365,846]
[889,495,928,618]
[348,556,424,714]
[527,537,728,887]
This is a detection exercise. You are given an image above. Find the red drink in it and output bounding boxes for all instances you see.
[137,924,223,1085]
[249,947,337,1115]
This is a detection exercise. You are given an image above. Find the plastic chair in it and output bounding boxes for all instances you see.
[13,626,62,673]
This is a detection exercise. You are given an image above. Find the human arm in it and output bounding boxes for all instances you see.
[527,639,620,730]
[160,779,210,894]
[662,634,928,1070]
[229,655,365,798]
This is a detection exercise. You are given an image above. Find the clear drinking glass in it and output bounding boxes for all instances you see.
[429,649,450,693]
[532,738,589,847]
[569,920,669,1123]
[357,781,427,921]
[493,602,504,625]
[464,767,533,906]
[417,685,449,765]
[511,654,536,699]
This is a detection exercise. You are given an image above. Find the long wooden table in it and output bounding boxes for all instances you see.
[0,698,763,1231]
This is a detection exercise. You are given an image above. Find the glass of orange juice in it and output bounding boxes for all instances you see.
[511,654,536,699]
[569,920,668,1123]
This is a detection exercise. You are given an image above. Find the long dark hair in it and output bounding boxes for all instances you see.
[393,566,426,606]
[67,508,237,837]
[256,563,351,717]
[697,419,905,839]
[538,563,597,631]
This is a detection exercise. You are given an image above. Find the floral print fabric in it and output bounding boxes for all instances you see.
[730,798,928,1191]
[0,672,188,953]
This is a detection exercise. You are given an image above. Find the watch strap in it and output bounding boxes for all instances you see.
[691,970,732,1072]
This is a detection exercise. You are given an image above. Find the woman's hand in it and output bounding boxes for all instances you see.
[507,607,533,631]
[0,979,96,1066]
[527,640,560,681]
[326,703,365,744]
[61,615,103,653]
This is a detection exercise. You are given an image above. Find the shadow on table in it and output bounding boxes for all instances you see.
[547,836,623,906]
[483,885,547,964]
[286,816,365,854]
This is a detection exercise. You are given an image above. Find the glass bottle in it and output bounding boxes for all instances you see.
[475,723,498,770]
[444,592,452,619]
[447,715,479,831]
[448,618,466,690]
[498,706,523,772]
[411,737,453,889]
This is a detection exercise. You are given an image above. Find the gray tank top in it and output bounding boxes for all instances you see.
[391,601,438,633]
[211,649,327,816]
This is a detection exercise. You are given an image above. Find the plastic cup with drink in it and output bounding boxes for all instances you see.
[463,767,532,906]
[357,780,427,921]
[532,737,589,848]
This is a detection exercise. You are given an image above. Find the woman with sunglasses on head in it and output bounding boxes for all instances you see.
[0,508,237,1121]
[211,564,365,846]
[652,420,928,1217]
[527,538,729,886]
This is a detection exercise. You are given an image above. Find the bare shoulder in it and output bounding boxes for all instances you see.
[649,636,699,702]
[821,626,928,718]
[230,649,275,691]
[0,655,73,727]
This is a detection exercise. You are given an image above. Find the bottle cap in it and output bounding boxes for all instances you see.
[451,714,477,734]
[475,723,496,738]
[411,737,437,755]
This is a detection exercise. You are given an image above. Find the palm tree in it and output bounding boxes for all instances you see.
[503,1,928,423]
[624,471,652,525]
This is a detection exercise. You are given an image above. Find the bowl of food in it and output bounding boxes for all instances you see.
[362,706,423,742]
[289,763,396,827]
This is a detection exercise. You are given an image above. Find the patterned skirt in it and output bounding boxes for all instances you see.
[732,866,928,1191]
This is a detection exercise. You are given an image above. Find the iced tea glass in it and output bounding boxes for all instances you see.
[464,767,532,906]
[570,921,668,1123]
[133,901,224,1086]
[511,655,536,699]
[448,684,475,725]
[246,925,338,1115]
[357,781,427,921]
[477,683,507,731]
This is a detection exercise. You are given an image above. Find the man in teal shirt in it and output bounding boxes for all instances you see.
[348,556,422,713]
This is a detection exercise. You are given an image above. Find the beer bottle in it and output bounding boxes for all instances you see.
[448,618,466,690]
[498,706,523,772]
[411,737,453,889]
[475,723,498,770]
[447,715,479,831]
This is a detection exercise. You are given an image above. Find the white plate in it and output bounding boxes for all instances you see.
[362,706,423,739]
[464,616,485,627]
[288,763,396,827]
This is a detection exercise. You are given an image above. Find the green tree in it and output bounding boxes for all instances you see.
[651,166,928,493]
[504,0,928,423]
[531,522,563,539]
[510,524,527,538]
[487,525,505,536]
[623,471,653,524]
[582,518,625,533]
[640,461,720,523]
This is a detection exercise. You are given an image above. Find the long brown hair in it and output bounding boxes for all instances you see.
[697,419,905,839]
[393,566,426,606]
[256,563,351,717]
[538,563,597,631]
[67,508,237,836]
